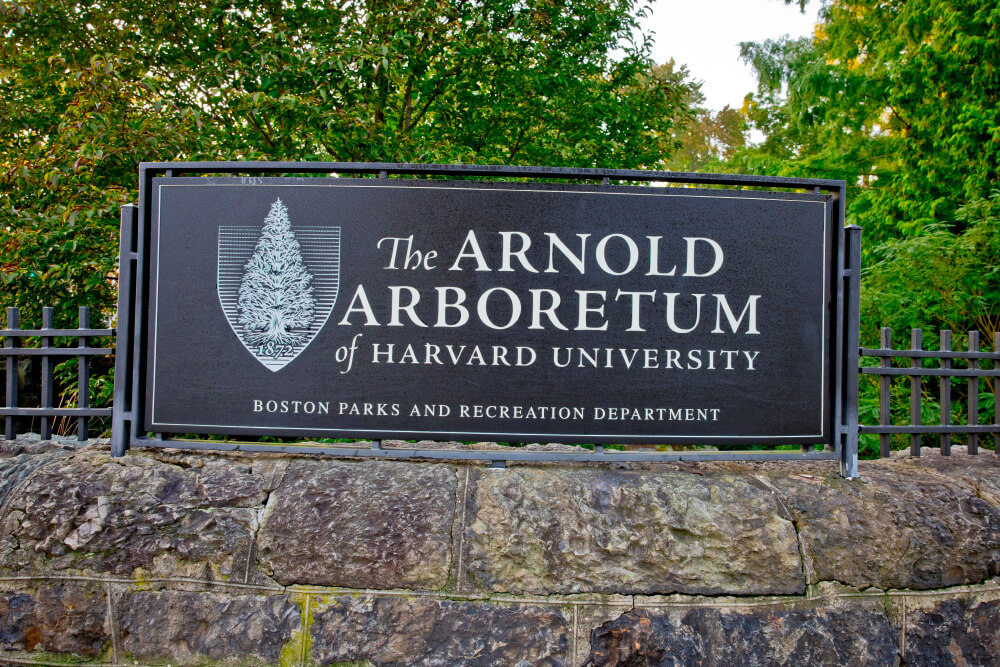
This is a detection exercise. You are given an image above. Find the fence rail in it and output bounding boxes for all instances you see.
[860,328,1000,457]
[1,306,114,441]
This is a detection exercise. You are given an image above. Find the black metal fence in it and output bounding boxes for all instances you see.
[1,306,114,441]
[4,308,999,460]
[860,328,1000,457]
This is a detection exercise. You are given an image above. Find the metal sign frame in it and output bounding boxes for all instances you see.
[112,162,860,477]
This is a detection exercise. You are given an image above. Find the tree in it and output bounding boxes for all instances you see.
[732,2,1000,456]
[667,106,747,173]
[735,1,1000,247]
[0,0,697,328]
[653,60,748,173]
[237,199,315,348]
[862,190,1000,340]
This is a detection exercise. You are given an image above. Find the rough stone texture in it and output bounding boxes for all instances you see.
[0,584,109,656]
[6,438,1000,666]
[309,595,569,666]
[568,597,635,666]
[906,597,1000,666]
[0,592,30,650]
[766,456,1000,590]
[586,604,899,666]
[0,448,266,582]
[465,467,803,595]
[257,460,455,589]
[899,446,1000,513]
[0,436,81,510]
[120,590,299,665]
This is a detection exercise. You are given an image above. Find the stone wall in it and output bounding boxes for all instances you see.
[2,435,1000,666]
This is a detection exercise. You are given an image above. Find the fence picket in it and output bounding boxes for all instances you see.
[940,330,951,455]
[969,331,979,454]
[910,329,922,457]
[40,307,54,440]
[4,308,17,440]
[77,307,91,441]
[879,327,891,457]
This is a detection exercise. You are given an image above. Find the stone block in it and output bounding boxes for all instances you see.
[0,584,109,657]
[0,436,80,510]
[0,449,262,581]
[465,467,803,595]
[120,590,299,665]
[587,603,898,666]
[906,597,1000,666]
[309,595,569,665]
[257,460,455,589]
[768,462,1000,590]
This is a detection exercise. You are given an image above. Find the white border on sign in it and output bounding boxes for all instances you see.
[150,183,829,440]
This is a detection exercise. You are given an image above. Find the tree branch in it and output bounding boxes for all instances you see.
[507,123,531,162]
[406,63,463,132]
[888,105,911,131]
[248,110,277,150]
[399,73,414,133]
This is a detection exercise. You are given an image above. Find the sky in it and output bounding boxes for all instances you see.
[640,0,821,111]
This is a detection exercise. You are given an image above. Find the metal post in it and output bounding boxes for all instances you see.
[77,306,91,441]
[131,171,153,454]
[879,327,891,457]
[910,329,922,456]
[40,307,54,440]
[994,332,999,456]
[940,330,951,455]
[112,205,139,456]
[3,307,18,440]
[841,225,862,478]
[832,185,847,459]
[968,331,979,454]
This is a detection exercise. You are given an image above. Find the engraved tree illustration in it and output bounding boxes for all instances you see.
[237,199,315,347]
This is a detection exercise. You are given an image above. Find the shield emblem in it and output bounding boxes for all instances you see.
[218,199,340,371]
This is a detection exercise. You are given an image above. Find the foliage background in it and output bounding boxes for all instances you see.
[735,1,1000,340]
[1,0,694,327]
[1,0,997,452]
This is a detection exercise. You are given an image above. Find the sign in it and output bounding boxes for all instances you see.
[143,175,835,445]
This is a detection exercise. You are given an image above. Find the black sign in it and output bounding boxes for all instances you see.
[145,177,834,445]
